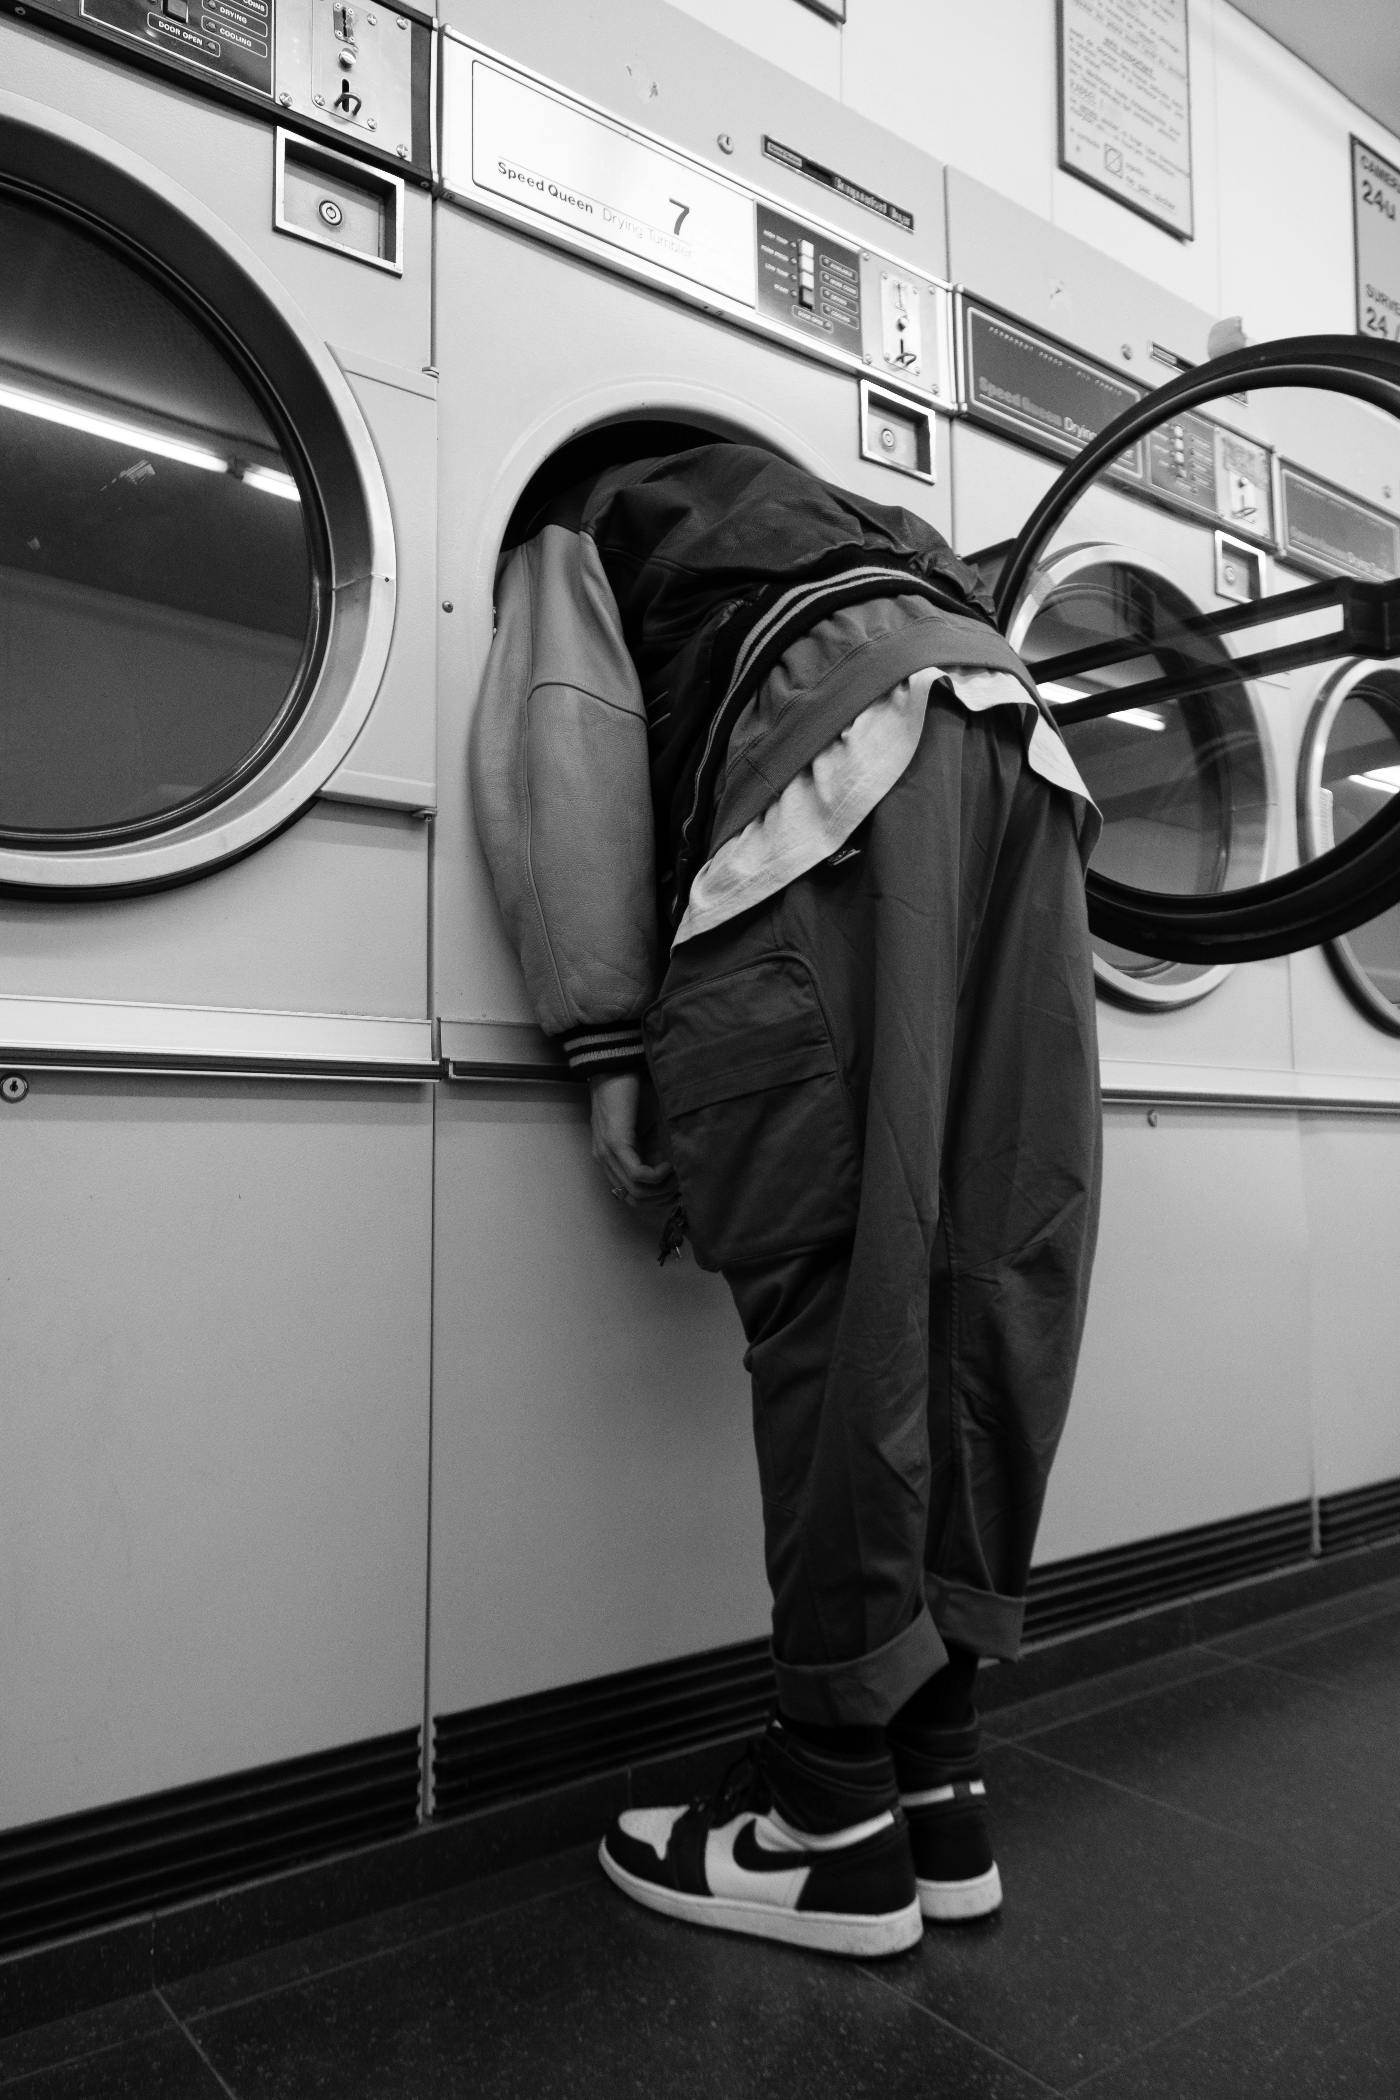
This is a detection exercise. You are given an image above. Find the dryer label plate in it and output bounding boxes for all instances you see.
[463,54,757,306]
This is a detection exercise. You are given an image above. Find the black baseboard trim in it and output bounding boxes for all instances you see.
[5,1522,1400,2040]
[0,1731,421,1963]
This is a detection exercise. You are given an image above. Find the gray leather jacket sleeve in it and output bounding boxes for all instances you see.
[469,522,660,1048]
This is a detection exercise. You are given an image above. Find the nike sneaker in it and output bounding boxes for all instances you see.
[890,1718,1002,1921]
[599,1720,922,1957]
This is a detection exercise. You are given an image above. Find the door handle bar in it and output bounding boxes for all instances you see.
[1033,575,1400,725]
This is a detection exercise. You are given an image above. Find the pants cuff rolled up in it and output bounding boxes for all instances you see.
[925,1576,1025,1661]
[772,1608,947,1728]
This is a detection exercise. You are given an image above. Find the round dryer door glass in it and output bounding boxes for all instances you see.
[0,189,320,846]
[1301,664,1400,1028]
[995,342,1400,965]
[1014,546,1270,1002]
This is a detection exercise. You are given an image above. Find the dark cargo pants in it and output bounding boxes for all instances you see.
[644,685,1102,1728]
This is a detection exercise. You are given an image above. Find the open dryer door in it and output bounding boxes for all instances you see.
[995,336,1400,964]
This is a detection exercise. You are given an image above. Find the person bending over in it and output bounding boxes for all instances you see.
[473,442,1101,1958]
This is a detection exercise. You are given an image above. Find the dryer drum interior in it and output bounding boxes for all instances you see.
[0,185,324,847]
[1301,663,1400,1030]
[0,106,395,895]
[1014,545,1270,1005]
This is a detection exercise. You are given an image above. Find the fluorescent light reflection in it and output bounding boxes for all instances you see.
[1107,707,1166,732]
[239,465,301,502]
[1037,679,1166,732]
[0,381,299,499]
[0,380,225,473]
[1350,764,1400,793]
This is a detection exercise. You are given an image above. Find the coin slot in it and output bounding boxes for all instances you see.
[273,130,403,274]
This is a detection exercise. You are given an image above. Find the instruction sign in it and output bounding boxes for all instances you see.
[1354,139,1400,346]
[1058,0,1193,239]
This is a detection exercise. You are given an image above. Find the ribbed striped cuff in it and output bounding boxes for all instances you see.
[559,1024,648,1078]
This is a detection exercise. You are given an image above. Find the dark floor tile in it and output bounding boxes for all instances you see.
[156,1770,625,1986]
[0,1996,171,2089]
[1017,1658,1400,1899]
[876,1741,1376,2092]
[1215,1608,1400,1713]
[187,1871,1052,2100]
[1070,1903,1400,2099]
[164,1846,599,2020]
[985,1646,1233,1743]
[0,1922,152,2044]
[0,2024,229,2100]
[1199,1573,1400,1662]
[980,1607,1198,1715]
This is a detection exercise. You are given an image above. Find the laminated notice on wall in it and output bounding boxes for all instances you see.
[1058,0,1193,240]
[1354,139,1400,347]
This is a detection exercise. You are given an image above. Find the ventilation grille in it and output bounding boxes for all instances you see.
[1319,1475,1400,1555]
[0,1730,420,1957]
[1024,1499,1315,1643]
[433,1639,777,1819]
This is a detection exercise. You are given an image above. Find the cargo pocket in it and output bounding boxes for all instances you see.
[644,951,861,1271]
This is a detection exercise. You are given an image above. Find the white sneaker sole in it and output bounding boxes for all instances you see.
[599,1840,924,1957]
[917,1861,1003,1921]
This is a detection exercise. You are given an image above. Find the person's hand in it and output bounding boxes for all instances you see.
[588,1069,678,1207]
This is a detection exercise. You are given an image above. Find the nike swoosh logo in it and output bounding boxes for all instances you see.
[730,1820,814,1874]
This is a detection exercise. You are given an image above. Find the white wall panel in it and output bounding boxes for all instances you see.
[1036,1104,1314,1563]
[1300,1117,1400,1501]
[840,0,1056,224]
[429,1088,765,1716]
[0,1076,433,1830]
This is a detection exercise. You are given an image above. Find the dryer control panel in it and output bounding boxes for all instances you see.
[439,35,954,414]
[957,292,1277,549]
[6,0,433,177]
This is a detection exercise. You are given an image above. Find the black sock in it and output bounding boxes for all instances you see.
[890,1644,980,1732]
[777,1711,887,1761]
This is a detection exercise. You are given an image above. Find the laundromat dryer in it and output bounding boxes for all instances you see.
[943,173,1400,1594]
[0,0,439,1883]
[427,0,968,1804]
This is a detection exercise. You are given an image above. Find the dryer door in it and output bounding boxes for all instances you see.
[0,98,396,895]
[996,336,1400,964]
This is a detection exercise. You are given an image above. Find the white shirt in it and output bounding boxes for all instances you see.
[674,666,1097,946]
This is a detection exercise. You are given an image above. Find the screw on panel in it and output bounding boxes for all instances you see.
[397,144,409,157]
[278,90,292,104]
[1121,343,1134,358]
[717,133,733,153]
[1,1073,29,1103]
[442,601,454,612]
[368,116,377,128]
[1147,1109,1160,1126]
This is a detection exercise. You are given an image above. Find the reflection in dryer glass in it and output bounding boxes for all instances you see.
[1022,559,1269,983]
[1313,673,1400,1017]
[0,190,318,847]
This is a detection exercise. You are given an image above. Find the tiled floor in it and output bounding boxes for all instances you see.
[7,1575,1400,2098]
